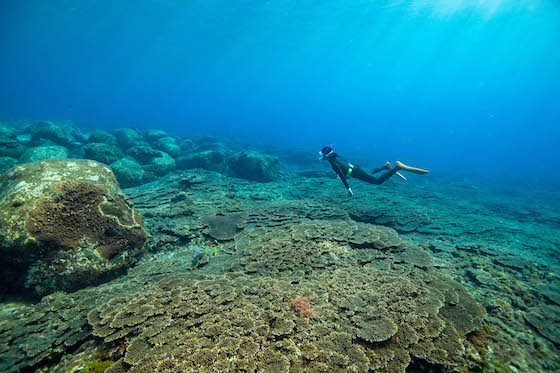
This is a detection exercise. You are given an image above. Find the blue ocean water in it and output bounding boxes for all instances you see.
[1,0,559,183]
[2,3,560,371]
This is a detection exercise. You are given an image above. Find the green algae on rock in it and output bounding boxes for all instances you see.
[20,145,70,163]
[82,143,124,165]
[0,158,148,297]
[228,150,281,182]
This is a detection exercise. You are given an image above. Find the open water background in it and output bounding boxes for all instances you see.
[1,0,559,184]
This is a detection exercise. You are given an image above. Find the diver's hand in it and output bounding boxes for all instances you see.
[347,188,354,197]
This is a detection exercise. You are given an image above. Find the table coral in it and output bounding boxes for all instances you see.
[86,265,485,373]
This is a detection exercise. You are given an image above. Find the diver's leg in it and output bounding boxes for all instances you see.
[370,162,391,174]
[395,161,429,174]
[353,166,399,185]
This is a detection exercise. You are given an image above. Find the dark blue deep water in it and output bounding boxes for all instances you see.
[1,0,559,181]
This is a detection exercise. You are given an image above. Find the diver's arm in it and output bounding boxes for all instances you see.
[332,164,351,190]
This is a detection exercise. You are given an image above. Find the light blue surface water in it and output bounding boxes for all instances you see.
[1,0,559,183]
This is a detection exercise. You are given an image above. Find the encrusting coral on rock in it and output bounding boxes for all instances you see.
[0,158,147,297]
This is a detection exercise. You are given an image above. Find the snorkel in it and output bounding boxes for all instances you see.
[319,145,334,160]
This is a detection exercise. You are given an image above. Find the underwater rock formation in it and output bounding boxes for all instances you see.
[112,127,145,150]
[19,145,70,163]
[0,156,18,173]
[144,129,169,142]
[228,150,281,181]
[126,145,176,176]
[152,136,181,157]
[0,135,26,159]
[176,150,228,172]
[88,130,119,145]
[82,142,124,165]
[110,157,146,188]
[29,121,78,146]
[0,158,147,296]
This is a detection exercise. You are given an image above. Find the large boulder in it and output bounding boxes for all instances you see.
[112,127,145,150]
[0,157,18,174]
[20,145,69,163]
[29,121,77,146]
[152,136,181,157]
[0,122,17,138]
[176,150,227,172]
[87,130,118,145]
[177,138,198,153]
[82,143,124,165]
[110,157,145,188]
[0,159,148,297]
[145,129,168,142]
[227,150,281,181]
[0,136,26,159]
[127,145,175,176]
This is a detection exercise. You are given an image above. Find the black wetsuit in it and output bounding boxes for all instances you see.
[326,153,400,191]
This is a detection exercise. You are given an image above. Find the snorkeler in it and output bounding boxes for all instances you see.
[319,145,429,196]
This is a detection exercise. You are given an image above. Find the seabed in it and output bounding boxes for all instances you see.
[0,122,559,373]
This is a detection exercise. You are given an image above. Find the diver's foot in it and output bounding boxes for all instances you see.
[395,161,429,174]
[386,161,408,180]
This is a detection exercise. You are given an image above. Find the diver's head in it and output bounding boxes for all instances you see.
[319,145,334,160]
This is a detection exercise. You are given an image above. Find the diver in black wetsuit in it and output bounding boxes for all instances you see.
[319,145,429,196]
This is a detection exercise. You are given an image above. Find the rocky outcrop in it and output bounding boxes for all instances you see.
[88,130,118,145]
[110,158,145,188]
[127,145,175,176]
[228,150,280,181]
[176,150,227,172]
[19,145,69,163]
[83,143,124,165]
[29,121,79,146]
[0,158,147,297]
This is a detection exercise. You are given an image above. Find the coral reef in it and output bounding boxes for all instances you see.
[292,297,313,318]
[0,120,558,372]
[0,121,287,187]
[87,267,485,373]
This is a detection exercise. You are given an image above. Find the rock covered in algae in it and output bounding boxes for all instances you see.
[0,158,148,296]
[228,150,281,181]
[28,121,79,146]
[82,142,124,165]
[20,145,70,163]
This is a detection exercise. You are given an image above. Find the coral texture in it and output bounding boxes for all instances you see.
[86,267,485,373]
[0,158,147,296]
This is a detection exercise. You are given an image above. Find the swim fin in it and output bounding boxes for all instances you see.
[395,161,429,175]
[386,162,407,181]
